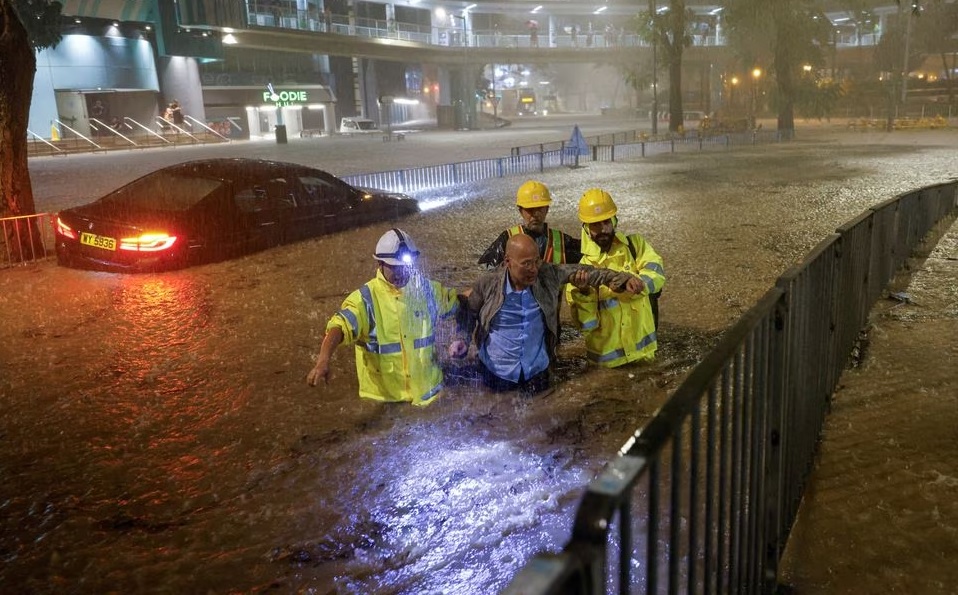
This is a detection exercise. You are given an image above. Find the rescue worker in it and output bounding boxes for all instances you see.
[566,188,665,367]
[306,229,465,406]
[477,180,582,268]
[462,233,642,395]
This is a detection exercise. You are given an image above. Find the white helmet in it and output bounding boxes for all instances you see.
[374,228,420,266]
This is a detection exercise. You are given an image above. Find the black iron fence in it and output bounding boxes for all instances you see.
[0,213,55,269]
[505,180,958,594]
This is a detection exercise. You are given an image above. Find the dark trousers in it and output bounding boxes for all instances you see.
[478,361,551,396]
[650,289,661,330]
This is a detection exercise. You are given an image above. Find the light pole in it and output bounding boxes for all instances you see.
[750,67,762,129]
[649,0,658,135]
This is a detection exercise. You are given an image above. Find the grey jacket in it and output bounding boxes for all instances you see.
[464,263,634,364]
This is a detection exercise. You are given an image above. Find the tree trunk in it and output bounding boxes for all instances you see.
[668,51,684,132]
[0,0,44,262]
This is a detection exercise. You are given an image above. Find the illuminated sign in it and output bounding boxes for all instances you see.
[263,84,309,106]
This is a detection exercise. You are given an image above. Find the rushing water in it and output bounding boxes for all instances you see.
[2,128,956,593]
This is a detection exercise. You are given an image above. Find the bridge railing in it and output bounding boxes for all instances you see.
[504,180,958,594]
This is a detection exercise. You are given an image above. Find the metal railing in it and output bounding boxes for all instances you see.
[341,149,583,194]
[505,180,958,594]
[0,212,56,268]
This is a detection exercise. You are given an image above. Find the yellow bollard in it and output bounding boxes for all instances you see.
[50,124,60,141]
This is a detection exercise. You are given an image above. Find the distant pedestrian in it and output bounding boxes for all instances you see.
[169,100,184,125]
[323,6,332,31]
[570,24,578,47]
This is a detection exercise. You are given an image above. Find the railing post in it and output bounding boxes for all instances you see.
[762,293,789,594]
[640,142,644,158]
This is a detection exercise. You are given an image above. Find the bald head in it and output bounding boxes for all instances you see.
[505,233,538,261]
[504,233,541,290]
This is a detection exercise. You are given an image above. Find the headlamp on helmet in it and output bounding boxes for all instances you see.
[374,228,420,266]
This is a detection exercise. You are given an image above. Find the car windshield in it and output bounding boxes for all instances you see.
[99,171,226,211]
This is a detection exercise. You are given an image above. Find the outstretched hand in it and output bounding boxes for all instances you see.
[306,359,331,386]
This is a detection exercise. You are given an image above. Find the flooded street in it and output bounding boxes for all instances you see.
[2,125,957,593]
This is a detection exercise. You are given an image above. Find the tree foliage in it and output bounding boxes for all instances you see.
[720,0,831,132]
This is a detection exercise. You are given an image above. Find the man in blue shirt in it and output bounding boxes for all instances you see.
[461,234,641,395]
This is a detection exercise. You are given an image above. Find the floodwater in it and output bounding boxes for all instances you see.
[2,125,957,593]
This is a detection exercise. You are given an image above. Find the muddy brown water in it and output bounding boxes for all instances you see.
[2,127,956,593]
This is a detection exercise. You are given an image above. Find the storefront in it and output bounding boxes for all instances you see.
[202,85,337,140]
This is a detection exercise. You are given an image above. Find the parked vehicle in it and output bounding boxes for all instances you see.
[54,158,419,272]
[339,117,379,135]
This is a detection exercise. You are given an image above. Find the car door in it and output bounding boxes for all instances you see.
[296,171,362,235]
[232,176,294,251]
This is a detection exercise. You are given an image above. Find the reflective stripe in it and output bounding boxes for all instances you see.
[589,348,626,363]
[645,262,665,275]
[641,275,656,294]
[588,332,657,363]
[547,228,565,263]
[599,298,620,310]
[635,331,657,351]
[362,335,436,354]
[414,335,436,349]
[337,309,359,337]
[439,301,459,319]
[419,382,443,403]
[581,319,599,331]
[359,284,377,344]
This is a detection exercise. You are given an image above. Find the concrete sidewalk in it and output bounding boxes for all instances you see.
[779,216,958,594]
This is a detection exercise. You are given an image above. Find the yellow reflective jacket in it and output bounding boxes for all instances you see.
[508,225,566,263]
[566,230,665,367]
[326,270,459,406]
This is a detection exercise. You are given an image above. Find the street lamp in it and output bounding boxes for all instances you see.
[750,67,762,129]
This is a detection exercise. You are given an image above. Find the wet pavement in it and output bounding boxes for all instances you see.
[2,117,957,593]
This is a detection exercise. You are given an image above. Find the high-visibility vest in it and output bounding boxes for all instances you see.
[327,270,459,405]
[567,231,665,367]
[508,225,566,263]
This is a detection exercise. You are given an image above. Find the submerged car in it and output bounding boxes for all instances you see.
[54,158,419,272]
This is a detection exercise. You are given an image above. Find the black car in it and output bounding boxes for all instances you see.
[54,158,419,272]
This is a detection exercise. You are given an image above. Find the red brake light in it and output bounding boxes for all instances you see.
[56,216,77,240]
[119,233,178,252]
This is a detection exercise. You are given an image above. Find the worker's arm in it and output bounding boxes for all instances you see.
[306,327,345,387]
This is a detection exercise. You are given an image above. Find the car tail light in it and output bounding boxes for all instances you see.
[55,216,77,240]
[119,233,178,252]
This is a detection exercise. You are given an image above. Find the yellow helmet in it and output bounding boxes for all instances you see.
[578,188,617,223]
[516,180,552,209]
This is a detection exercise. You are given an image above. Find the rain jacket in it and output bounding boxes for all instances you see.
[464,262,635,368]
[566,230,665,367]
[477,225,582,267]
[327,269,460,406]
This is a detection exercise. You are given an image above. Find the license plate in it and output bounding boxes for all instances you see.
[80,232,117,251]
